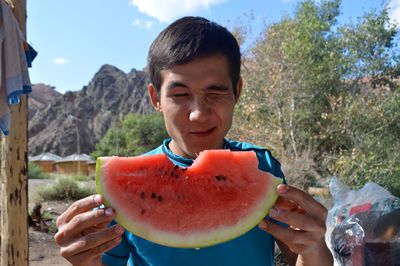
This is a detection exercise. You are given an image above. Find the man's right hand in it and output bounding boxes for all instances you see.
[54,195,125,266]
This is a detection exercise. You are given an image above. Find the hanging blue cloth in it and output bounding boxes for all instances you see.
[0,1,37,136]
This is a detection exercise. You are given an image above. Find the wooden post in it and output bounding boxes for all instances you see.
[1,0,29,265]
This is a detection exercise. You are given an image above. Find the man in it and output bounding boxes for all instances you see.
[55,16,333,266]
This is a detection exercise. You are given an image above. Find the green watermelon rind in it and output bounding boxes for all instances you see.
[96,156,283,248]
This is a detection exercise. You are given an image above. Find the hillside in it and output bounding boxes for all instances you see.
[28,64,153,156]
[29,84,62,118]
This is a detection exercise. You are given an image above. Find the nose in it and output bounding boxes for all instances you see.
[189,97,211,123]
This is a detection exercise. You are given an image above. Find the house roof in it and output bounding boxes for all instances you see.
[56,153,94,163]
[29,152,62,162]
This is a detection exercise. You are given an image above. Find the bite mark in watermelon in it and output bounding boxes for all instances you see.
[96,150,283,248]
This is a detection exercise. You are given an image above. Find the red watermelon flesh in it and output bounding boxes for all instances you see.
[96,149,283,248]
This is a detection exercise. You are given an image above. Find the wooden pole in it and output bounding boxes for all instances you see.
[1,0,29,265]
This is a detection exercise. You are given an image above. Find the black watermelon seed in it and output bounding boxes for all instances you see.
[174,165,179,170]
[158,195,163,202]
[215,175,227,181]
[170,171,174,176]
[151,193,156,199]
[141,209,146,215]
[140,192,145,199]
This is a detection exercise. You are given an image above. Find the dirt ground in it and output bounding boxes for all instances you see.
[0,179,78,265]
[28,200,72,266]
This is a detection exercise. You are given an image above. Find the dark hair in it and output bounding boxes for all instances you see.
[148,16,241,94]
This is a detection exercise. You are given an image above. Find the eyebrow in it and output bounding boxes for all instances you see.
[165,81,230,92]
[166,81,188,90]
[206,84,230,91]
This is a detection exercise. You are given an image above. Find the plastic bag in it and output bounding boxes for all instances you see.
[326,178,400,266]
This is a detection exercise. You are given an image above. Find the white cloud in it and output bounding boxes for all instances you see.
[130,0,227,23]
[132,18,155,30]
[389,0,400,24]
[53,57,68,65]
[146,21,155,29]
[133,19,141,26]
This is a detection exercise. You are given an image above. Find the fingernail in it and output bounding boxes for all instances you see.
[105,208,114,216]
[114,237,122,243]
[258,220,267,230]
[269,207,279,217]
[94,195,102,205]
[277,184,288,194]
[114,225,124,234]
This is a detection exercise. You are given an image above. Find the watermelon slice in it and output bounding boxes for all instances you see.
[96,150,282,248]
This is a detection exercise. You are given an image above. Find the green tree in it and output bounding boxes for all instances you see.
[233,0,400,193]
[235,0,344,187]
[338,4,400,92]
[91,113,168,158]
[325,2,400,195]
[326,87,400,196]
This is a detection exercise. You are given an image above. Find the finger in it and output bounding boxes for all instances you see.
[274,197,302,212]
[55,208,115,245]
[269,207,325,234]
[68,235,122,264]
[276,184,327,221]
[274,198,306,215]
[259,219,317,246]
[60,224,124,258]
[277,240,314,256]
[56,195,103,227]
[82,220,113,236]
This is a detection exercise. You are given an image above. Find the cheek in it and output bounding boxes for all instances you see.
[162,104,187,127]
[214,102,235,123]
[160,98,177,114]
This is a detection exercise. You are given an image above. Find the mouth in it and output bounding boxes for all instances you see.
[189,127,216,137]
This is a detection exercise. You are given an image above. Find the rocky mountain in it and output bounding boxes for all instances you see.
[29,83,62,118]
[28,64,153,157]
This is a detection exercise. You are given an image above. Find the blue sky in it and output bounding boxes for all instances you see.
[27,0,399,93]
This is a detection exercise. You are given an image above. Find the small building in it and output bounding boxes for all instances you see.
[29,152,62,173]
[87,161,97,177]
[55,153,95,176]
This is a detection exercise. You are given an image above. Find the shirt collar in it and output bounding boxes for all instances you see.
[161,138,229,167]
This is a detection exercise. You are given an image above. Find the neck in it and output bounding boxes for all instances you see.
[168,139,225,159]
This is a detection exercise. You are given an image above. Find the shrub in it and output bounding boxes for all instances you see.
[36,177,94,201]
[28,161,49,179]
[71,173,95,182]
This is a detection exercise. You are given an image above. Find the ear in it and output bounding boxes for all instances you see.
[234,77,243,103]
[148,83,162,112]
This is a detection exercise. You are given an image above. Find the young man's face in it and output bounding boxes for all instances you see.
[149,55,242,158]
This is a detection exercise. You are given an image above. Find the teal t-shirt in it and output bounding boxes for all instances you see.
[102,138,286,266]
